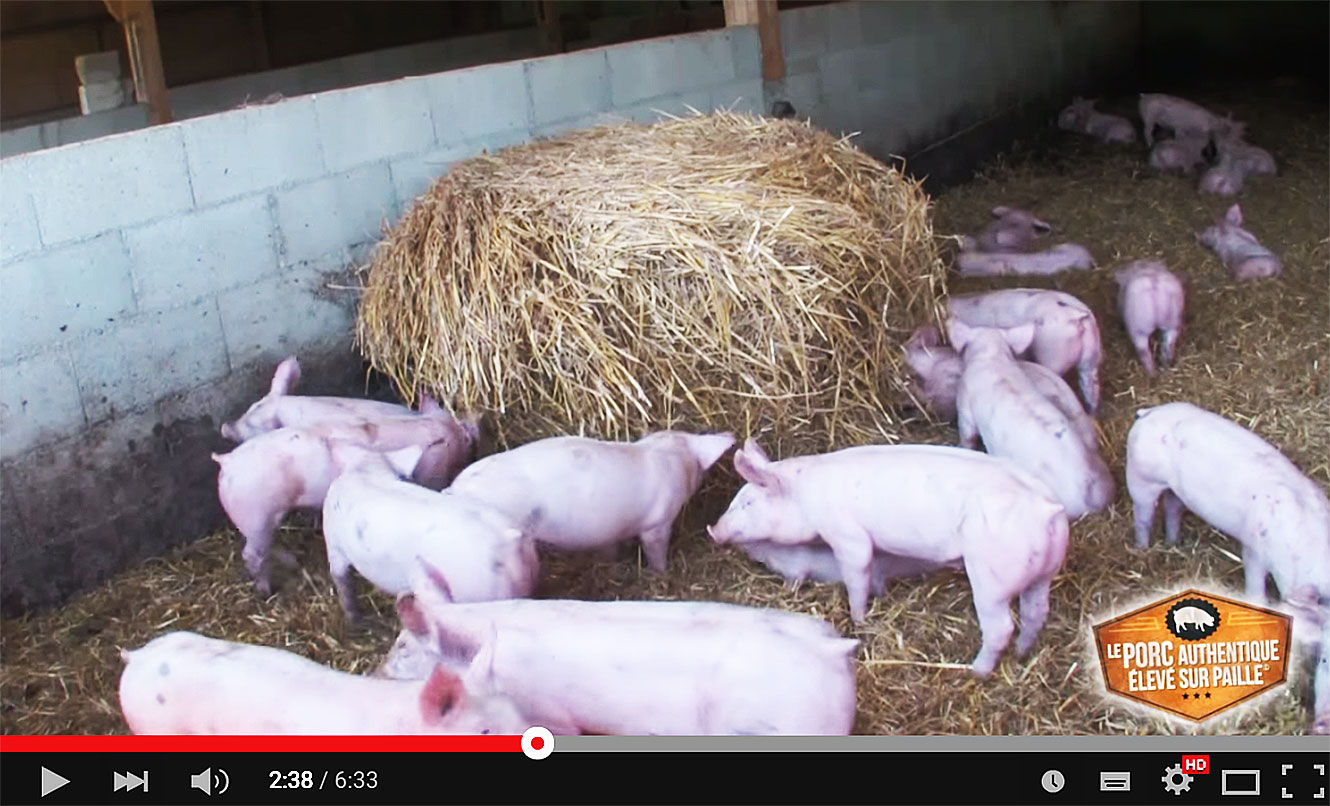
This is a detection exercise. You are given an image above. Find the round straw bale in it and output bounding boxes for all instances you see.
[356,111,946,450]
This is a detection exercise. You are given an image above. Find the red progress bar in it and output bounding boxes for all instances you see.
[0,735,522,752]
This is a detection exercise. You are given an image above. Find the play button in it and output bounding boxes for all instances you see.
[40,767,70,798]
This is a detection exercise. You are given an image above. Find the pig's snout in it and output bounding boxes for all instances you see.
[220,422,240,441]
[706,524,728,544]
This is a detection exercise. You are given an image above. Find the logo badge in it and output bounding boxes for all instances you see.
[1093,589,1291,721]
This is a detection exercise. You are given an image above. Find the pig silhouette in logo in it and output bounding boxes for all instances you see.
[1172,606,1217,634]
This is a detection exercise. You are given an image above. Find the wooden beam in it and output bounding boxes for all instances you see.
[723,0,783,82]
[103,0,172,125]
[535,0,564,54]
[247,0,271,72]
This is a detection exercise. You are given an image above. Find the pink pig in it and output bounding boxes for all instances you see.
[118,630,528,735]
[1113,260,1185,375]
[955,243,1096,277]
[220,356,478,490]
[377,591,859,735]
[446,430,735,573]
[1139,93,1233,147]
[948,321,1115,520]
[1126,402,1330,632]
[1314,620,1330,735]
[707,439,1069,677]
[212,415,464,596]
[1148,133,1214,174]
[904,325,1097,452]
[321,443,539,622]
[1198,152,1245,196]
[1057,97,1136,144]
[947,288,1103,413]
[1214,122,1277,176]
[740,540,961,595]
[963,206,1054,254]
[1196,203,1282,280]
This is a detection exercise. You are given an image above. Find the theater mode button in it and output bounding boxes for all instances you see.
[40,768,70,798]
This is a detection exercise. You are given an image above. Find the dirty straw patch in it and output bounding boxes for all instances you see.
[3,88,1326,735]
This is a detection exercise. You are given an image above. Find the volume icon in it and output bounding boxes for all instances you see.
[112,771,148,792]
[190,767,230,796]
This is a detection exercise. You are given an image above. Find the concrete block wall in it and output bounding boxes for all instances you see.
[0,25,763,616]
[766,1,1141,187]
[1,26,551,160]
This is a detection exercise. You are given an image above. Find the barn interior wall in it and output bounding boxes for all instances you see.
[766,1,1142,189]
[0,25,763,617]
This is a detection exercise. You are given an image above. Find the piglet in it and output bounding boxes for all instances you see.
[948,321,1115,520]
[947,289,1103,413]
[1148,133,1214,175]
[1126,402,1330,642]
[955,243,1096,277]
[213,415,463,596]
[1057,97,1136,145]
[1113,260,1185,375]
[378,592,859,736]
[741,540,960,595]
[119,631,528,735]
[904,325,1097,452]
[220,356,478,490]
[1214,122,1277,176]
[447,430,735,573]
[707,439,1070,677]
[1139,93,1232,147]
[964,207,1053,254]
[1198,152,1245,196]
[1196,203,1282,280]
[321,442,538,622]
[1314,619,1330,735]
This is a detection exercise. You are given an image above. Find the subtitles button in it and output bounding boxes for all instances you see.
[1100,772,1131,792]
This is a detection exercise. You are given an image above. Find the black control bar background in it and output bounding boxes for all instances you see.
[3,750,1327,805]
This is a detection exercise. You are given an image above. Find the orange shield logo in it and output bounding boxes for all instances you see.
[1093,589,1291,721]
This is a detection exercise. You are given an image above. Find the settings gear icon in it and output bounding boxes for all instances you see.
[1162,763,1194,795]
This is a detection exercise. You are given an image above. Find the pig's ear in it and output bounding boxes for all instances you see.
[1002,323,1038,356]
[692,432,736,470]
[419,559,456,603]
[1031,217,1053,233]
[397,593,429,636]
[945,319,974,354]
[1225,204,1243,226]
[271,357,300,396]
[384,445,427,477]
[463,627,500,690]
[417,392,441,414]
[419,664,466,724]
[990,206,1012,219]
[734,444,782,491]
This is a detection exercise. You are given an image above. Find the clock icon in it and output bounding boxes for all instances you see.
[1042,769,1066,793]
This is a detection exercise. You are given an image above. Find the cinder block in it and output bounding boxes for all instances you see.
[78,80,127,115]
[779,6,829,63]
[822,2,865,52]
[71,299,230,422]
[526,49,611,126]
[0,162,41,263]
[607,31,738,108]
[614,89,714,126]
[0,351,86,460]
[389,143,474,210]
[0,233,136,362]
[123,195,280,310]
[274,163,396,268]
[428,61,531,144]
[314,77,437,173]
[24,124,194,246]
[52,103,149,149]
[728,26,761,82]
[182,96,326,208]
[709,80,764,115]
[216,268,357,370]
[773,71,823,119]
[75,51,122,84]
[0,125,44,159]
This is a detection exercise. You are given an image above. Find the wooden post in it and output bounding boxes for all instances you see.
[535,0,564,54]
[723,0,783,81]
[104,0,172,125]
